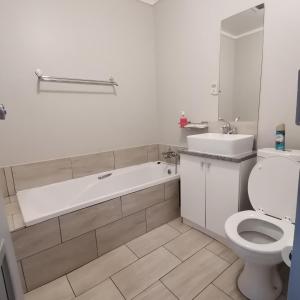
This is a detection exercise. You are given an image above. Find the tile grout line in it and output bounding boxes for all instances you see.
[66,246,139,298]
[65,275,76,297]
[159,279,180,299]
[126,223,183,259]
[204,247,239,265]
[19,260,29,294]
[109,246,181,295]
[160,242,232,287]
[212,283,236,300]
[110,278,126,300]
[162,245,183,262]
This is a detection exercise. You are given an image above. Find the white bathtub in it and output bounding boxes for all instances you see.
[18,162,180,226]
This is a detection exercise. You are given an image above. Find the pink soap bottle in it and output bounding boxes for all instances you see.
[179,111,188,128]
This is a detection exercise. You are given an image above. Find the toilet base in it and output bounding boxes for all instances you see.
[238,262,282,300]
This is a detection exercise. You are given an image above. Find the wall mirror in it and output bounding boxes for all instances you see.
[219,4,265,122]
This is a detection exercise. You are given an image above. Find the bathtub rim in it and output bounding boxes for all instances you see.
[17,161,180,227]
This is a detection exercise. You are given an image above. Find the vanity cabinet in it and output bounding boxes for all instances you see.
[180,153,256,238]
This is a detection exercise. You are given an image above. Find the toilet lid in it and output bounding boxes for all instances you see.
[248,157,300,223]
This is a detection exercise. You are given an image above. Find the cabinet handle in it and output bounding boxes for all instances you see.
[201,162,205,168]
[206,162,211,169]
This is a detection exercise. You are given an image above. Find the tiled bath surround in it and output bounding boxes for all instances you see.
[11,180,179,292]
[0,144,182,292]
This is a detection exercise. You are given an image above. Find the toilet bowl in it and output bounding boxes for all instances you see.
[225,151,300,300]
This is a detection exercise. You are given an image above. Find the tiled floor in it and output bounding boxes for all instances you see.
[24,218,288,300]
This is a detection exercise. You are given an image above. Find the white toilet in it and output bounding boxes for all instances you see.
[225,148,300,300]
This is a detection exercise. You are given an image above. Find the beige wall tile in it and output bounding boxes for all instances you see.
[96,211,146,255]
[12,218,61,260]
[127,224,179,258]
[133,281,177,300]
[3,197,10,205]
[161,249,229,300]
[76,279,124,300]
[6,214,14,231]
[168,218,191,233]
[18,261,27,293]
[0,168,8,197]
[213,259,247,300]
[122,185,164,217]
[24,276,74,300]
[146,197,180,231]
[68,245,137,296]
[60,198,122,242]
[5,201,21,216]
[12,158,72,191]
[114,146,148,169]
[71,151,114,178]
[4,167,16,196]
[147,145,159,162]
[159,145,181,164]
[206,240,238,264]
[194,284,231,300]
[12,213,25,231]
[112,247,180,300]
[165,180,179,201]
[22,232,97,291]
[165,229,212,261]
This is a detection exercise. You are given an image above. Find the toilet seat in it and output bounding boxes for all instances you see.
[225,210,294,254]
[248,157,299,222]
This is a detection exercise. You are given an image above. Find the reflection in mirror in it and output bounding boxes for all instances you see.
[219,4,264,122]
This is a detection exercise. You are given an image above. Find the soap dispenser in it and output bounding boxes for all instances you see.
[179,112,188,128]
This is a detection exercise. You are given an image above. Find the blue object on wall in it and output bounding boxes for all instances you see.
[288,174,300,299]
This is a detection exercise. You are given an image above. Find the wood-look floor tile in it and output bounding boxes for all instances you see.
[161,249,229,300]
[75,279,124,300]
[24,276,74,300]
[112,247,180,300]
[168,217,191,233]
[194,284,231,300]
[67,245,137,296]
[214,259,247,300]
[133,282,176,300]
[127,224,179,258]
[164,229,212,261]
[206,240,238,264]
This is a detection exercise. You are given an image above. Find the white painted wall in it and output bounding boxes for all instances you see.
[155,0,300,149]
[0,0,158,166]
[2,0,300,166]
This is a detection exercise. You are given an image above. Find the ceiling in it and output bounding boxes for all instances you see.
[139,0,159,5]
[222,6,265,36]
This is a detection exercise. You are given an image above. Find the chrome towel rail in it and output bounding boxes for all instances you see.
[35,69,118,86]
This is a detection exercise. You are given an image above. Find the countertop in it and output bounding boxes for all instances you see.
[178,149,257,163]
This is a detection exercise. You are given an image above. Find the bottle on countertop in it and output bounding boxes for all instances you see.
[275,123,286,151]
[179,111,188,128]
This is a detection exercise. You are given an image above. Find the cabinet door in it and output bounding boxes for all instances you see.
[180,154,206,227]
[205,159,240,237]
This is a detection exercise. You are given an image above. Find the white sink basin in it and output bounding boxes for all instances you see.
[187,133,254,157]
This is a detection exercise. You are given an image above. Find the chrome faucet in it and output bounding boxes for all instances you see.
[162,147,179,174]
[218,117,239,134]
